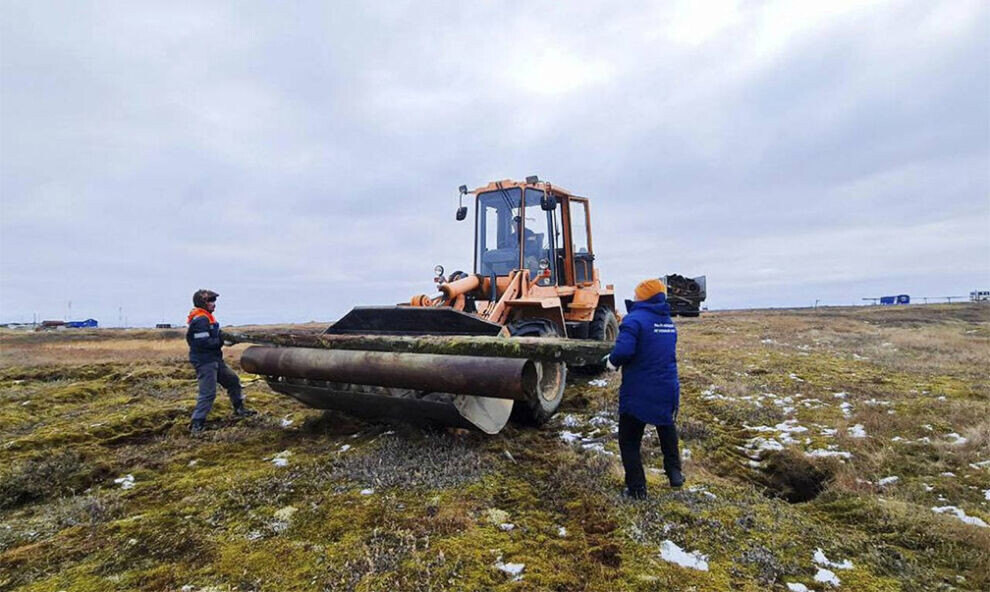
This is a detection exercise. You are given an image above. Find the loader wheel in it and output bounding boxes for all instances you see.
[507,319,567,426]
[577,307,618,374]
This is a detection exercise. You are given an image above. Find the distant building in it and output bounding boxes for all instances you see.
[972,290,989,302]
[880,295,910,305]
[65,319,98,328]
[155,323,173,329]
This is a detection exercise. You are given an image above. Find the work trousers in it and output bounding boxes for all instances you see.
[618,413,681,492]
[191,360,243,421]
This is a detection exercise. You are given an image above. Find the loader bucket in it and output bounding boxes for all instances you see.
[248,306,529,433]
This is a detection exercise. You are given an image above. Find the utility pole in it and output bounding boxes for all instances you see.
[67,300,71,321]
[814,299,820,309]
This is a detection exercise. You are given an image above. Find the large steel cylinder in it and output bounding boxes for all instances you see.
[241,346,537,401]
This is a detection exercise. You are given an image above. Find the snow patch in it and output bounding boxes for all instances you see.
[269,451,292,467]
[877,476,899,487]
[280,417,294,428]
[359,488,375,496]
[659,540,709,571]
[559,430,582,444]
[932,506,988,527]
[814,567,841,586]
[494,559,525,580]
[813,548,854,570]
[945,433,968,445]
[847,424,867,438]
[113,474,135,490]
[587,379,609,387]
[561,414,581,428]
[805,449,852,460]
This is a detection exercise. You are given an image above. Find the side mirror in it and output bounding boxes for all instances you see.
[456,206,468,221]
[541,194,557,211]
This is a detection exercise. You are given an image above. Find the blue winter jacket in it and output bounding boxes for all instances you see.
[608,293,680,425]
[186,308,224,366]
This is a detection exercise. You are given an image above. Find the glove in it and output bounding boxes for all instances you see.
[603,355,618,371]
[220,330,235,347]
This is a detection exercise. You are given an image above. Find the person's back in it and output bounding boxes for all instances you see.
[613,294,679,426]
[607,278,684,498]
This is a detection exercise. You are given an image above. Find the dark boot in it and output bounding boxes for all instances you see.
[233,405,257,417]
[622,487,648,500]
[658,424,684,488]
[190,419,206,433]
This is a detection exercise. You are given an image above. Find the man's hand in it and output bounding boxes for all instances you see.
[603,355,618,371]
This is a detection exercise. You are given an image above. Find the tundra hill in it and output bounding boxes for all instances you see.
[1,304,988,591]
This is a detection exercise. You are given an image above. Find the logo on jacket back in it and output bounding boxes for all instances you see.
[654,322,676,334]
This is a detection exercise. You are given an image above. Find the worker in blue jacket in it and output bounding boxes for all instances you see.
[606,278,684,498]
[186,289,255,433]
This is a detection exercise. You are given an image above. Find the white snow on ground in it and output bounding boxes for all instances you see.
[269,451,292,467]
[806,449,853,460]
[559,431,582,444]
[932,506,989,527]
[561,414,582,427]
[839,402,853,418]
[339,444,351,452]
[558,526,567,537]
[786,584,810,592]
[969,460,990,469]
[814,548,854,570]
[814,567,841,586]
[743,424,778,433]
[940,472,956,477]
[864,398,891,406]
[499,523,515,531]
[775,420,808,433]
[659,540,709,571]
[788,373,804,382]
[113,474,135,490]
[945,433,968,445]
[877,476,899,487]
[360,488,374,495]
[280,417,293,428]
[847,424,867,438]
[688,486,717,499]
[832,392,848,399]
[820,428,838,437]
[587,379,609,387]
[494,560,525,580]
[890,436,906,442]
[923,483,934,492]
[983,489,990,501]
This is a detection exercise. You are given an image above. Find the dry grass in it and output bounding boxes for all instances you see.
[0,304,988,591]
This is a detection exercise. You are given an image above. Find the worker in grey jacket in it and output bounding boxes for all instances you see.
[186,289,255,433]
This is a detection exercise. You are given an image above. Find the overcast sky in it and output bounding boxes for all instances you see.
[2,1,988,326]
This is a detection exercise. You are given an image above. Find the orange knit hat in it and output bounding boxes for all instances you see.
[634,278,667,301]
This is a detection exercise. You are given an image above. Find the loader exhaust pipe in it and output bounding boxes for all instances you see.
[241,346,539,401]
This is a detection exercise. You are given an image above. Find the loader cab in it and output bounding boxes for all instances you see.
[472,180,595,288]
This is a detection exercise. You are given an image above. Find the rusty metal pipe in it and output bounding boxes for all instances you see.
[439,274,481,300]
[241,346,536,401]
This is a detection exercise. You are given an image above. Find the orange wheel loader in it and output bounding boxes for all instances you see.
[240,177,618,434]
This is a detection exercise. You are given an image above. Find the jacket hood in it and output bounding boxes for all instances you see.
[624,292,671,316]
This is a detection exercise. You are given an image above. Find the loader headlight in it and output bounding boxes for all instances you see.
[434,265,444,278]
[538,258,550,270]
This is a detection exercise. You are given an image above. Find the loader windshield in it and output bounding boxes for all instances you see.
[476,188,522,276]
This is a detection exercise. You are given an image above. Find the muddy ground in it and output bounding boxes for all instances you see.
[1,304,988,591]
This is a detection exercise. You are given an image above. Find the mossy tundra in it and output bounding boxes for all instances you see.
[1,304,987,591]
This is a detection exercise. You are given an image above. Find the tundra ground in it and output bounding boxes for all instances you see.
[1,304,988,591]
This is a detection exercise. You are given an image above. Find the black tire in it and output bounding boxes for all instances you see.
[506,319,567,426]
[576,307,618,374]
